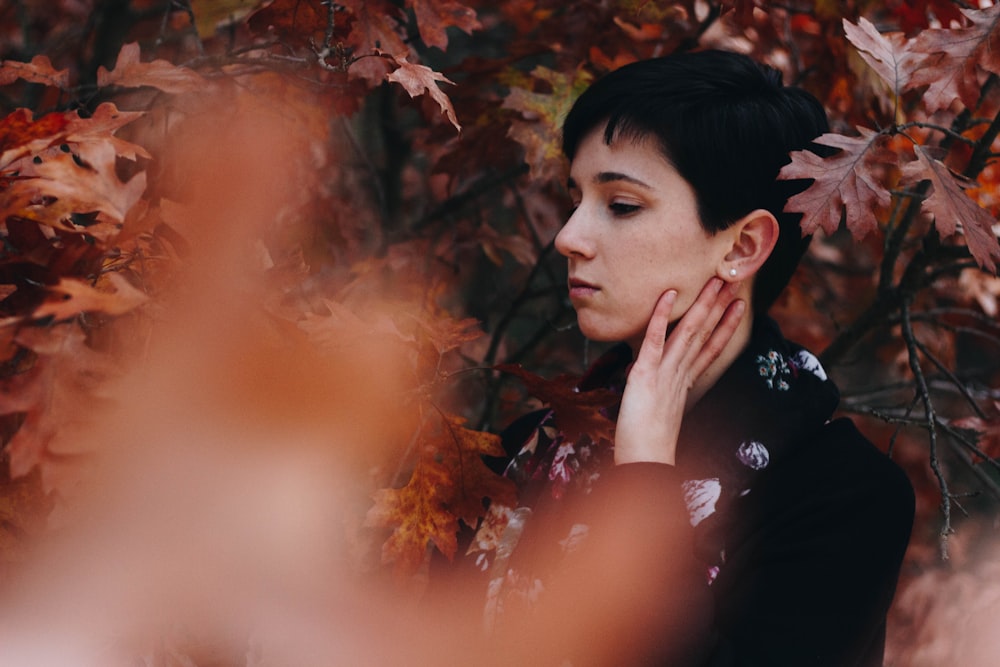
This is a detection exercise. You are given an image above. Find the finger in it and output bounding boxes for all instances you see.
[635,289,676,363]
[662,278,727,358]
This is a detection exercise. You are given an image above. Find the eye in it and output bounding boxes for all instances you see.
[609,201,641,216]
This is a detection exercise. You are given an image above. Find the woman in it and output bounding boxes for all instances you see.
[461,50,914,666]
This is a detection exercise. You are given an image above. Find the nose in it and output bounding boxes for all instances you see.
[555,205,594,259]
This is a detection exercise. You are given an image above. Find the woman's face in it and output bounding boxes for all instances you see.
[555,127,733,348]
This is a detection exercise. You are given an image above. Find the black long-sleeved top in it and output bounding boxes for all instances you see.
[460,318,915,666]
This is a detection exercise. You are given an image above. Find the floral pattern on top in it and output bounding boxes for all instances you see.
[756,349,791,391]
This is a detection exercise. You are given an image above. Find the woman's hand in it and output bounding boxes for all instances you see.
[614,278,745,466]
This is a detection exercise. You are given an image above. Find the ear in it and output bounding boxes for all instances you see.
[717,209,779,282]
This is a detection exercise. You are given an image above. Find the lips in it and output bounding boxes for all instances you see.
[568,277,599,299]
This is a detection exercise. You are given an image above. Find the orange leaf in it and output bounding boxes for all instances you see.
[366,458,459,575]
[436,413,516,528]
[97,42,208,94]
[0,55,70,89]
[34,273,148,322]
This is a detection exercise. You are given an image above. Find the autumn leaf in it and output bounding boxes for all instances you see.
[341,0,409,85]
[0,109,70,170]
[843,17,916,96]
[98,42,208,94]
[386,58,460,132]
[497,364,618,446]
[407,0,480,51]
[0,467,52,581]
[34,273,149,322]
[902,145,1000,273]
[1,322,118,483]
[906,3,1000,112]
[779,128,898,239]
[189,0,260,38]
[502,66,593,181]
[0,55,70,89]
[435,413,516,528]
[366,458,459,574]
[952,403,1000,461]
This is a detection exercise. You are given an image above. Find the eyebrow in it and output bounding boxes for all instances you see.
[566,171,652,190]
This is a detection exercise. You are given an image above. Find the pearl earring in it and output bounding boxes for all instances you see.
[729,268,737,277]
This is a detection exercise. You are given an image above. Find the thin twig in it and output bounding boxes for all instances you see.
[900,297,952,559]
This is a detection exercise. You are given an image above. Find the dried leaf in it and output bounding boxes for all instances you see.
[0,108,70,170]
[902,146,1000,273]
[906,3,1000,111]
[386,58,460,132]
[502,66,592,181]
[97,42,208,94]
[436,413,516,528]
[341,0,409,85]
[0,55,70,89]
[779,128,898,239]
[407,0,480,50]
[34,273,149,322]
[366,458,459,574]
[498,364,617,446]
[843,17,915,95]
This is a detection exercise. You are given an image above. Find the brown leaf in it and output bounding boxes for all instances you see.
[406,0,480,50]
[779,128,898,239]
[502,66,593,181]
[902,146,1000,273]
[366,458,459,575]
[1,323,118,483]
[341,0,409,85]
[34,273,149,322]
[498,363,618,446]
[0,109,70,170]
[843,17,916,95]
[906,3,1000,112]
[386,58,460,132]
[0,55,70,89]
[436,413,516,528]
[97,42,208,94]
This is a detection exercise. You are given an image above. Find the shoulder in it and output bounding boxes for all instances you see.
[744,416,915,552]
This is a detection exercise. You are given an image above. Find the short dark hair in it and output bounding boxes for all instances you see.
[561,50,829,313]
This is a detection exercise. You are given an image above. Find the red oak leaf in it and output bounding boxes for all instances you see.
[436,413,516,528]
[34,273,149,322]
[0,109,70,170]
[906,3,1000,112]
[779,128,898,239]
[366,458,459,575]
[97,42,208,94]
[0,55,70,89]
[340,0,409,85]
[902,146,1000,273]
[502,66,593,182]
[407,0,480,51]
[386,57,460,132]
[498,363,618,446]
[1,323,118,483]
[843,17,917,95]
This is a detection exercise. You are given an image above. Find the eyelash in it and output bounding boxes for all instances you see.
[609,202,641,216]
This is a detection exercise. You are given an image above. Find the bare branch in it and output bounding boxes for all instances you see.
[900,297,952,559]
